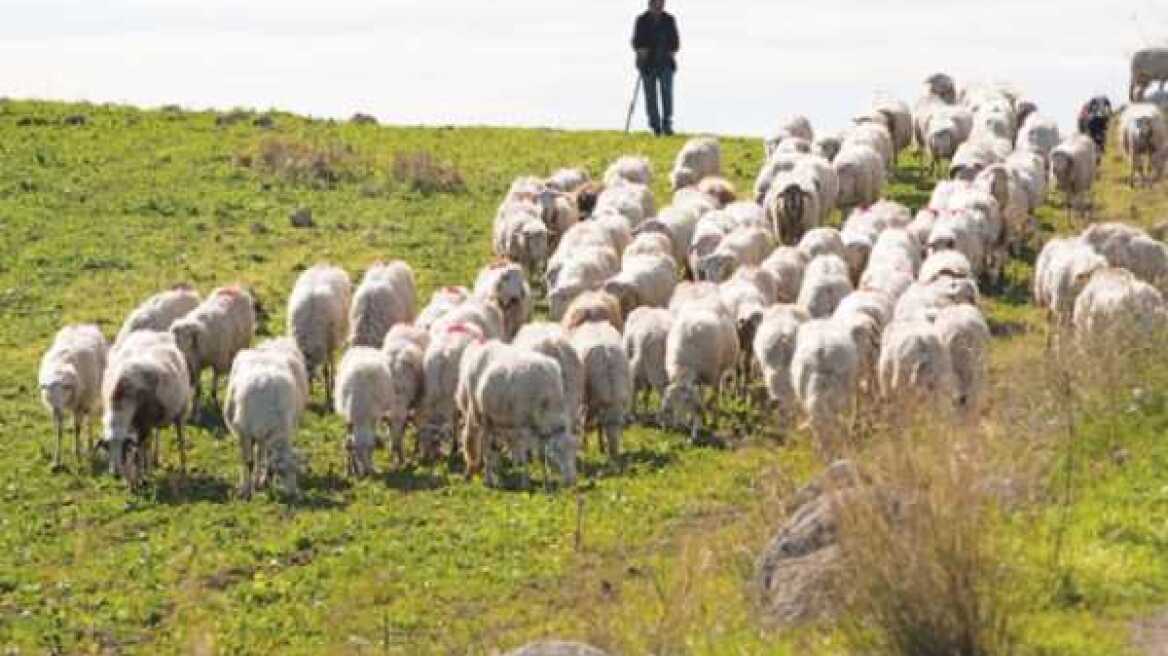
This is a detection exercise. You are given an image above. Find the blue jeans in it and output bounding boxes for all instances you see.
[641,67,674,134]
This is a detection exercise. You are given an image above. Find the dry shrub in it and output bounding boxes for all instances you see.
[391,150,465,195]
[236,137,361,188]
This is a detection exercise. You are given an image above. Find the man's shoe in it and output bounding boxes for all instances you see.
[663,125,674,136]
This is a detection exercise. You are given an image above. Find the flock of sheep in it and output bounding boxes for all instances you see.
[35,70,1168,499]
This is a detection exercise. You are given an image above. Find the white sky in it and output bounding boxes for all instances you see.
[1,0,1166,137]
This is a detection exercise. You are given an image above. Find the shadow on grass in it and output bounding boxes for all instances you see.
[380,467,449,492]
[578,447,677,480]
[150,470,232,505]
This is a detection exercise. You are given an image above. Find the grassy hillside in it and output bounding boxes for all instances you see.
[0,99,1166,655]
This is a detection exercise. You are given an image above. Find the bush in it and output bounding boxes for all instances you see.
[391,150,465,195]
[236,137,362,189]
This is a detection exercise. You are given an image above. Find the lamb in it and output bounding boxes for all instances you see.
[548,247,621,321]
[374,326,427,466]
[561,289,624,333]
[603,155,652,187]
[333,346,396,477]
[39,324,108,468]
[790,318,858,455]
[1073,268,1168,352]
[671,137,721,190]
[171,285,256,409]
[418,322,485,460]
[1078,222,1168,294]
[251,337,310,411]
[1120,103,1168,186]
[349,260,417,348]
[622,307,673,419]
[114,285,200,348]
[1130,47,1168,102]
[753,305,809,421]
[514,322,584,433]
[696,227,774,283]
[934,305,990,418]
[468,346,577,488]
[415,286,470,332]
[661,307,739,437]
[603,252,677,317]
[288,264,351,402]
[101,330,192,485]
[473,260,532,341]
[797,254,853,319]
[877,319,955,414]
[223,345,306,499]
[833,144,885,214]
[759,246,808,303]
[1050,135,1098,213]
[920,105,973,175]
[569,321,631,463]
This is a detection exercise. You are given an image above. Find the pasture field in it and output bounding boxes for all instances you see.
[1,99,1168,654]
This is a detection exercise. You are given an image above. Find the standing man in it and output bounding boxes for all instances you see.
[631,0,679,136]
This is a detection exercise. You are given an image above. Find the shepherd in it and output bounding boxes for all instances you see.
[631,0,680,137]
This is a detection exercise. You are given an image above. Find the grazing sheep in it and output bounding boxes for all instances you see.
[376,327,427,466]
[223,346,305,499]
[288,265,351,403]
[753,150,805,203]
[171,285,256,408]
[719,273,772,385]
[797,255,853,319]
[1120,103,1168,186]
[252,338,311,415]
[101,330,192,485]
[546,167,591,193]
[548,248,621,321]
[418,322,484,460]
[603,155,652,187]
[697,176,737,207]
[790,318,858,455]
[622,307,673,419]
[1130,47,1168,102]
[934,305,990,418]
[1015,113,1062,164]
[415,286,470,332]
[949,139,1002,181]
[671,137,721,190]
[514,322,584,433]
[493,207,550,275]
[115,285,200,348]
[561,289,624,333]
[349,261,417,348]
[753,305,809,421]
[1073,268,1168,352]
[668,280,731,317]
[473,260,532,341]
[893,278,979,323]
[924,73,957,104]
[869,96,914,163]
[844,122,895,172]
[877,319,955,414]
[39,324,108,467]
[595,182,655,229]
[833,289,895,332]
[334,347,395,477]
[603,252,677,317]
[919,249,974,285]
[624,231,675,263]
[833,144,885,214]
[760,246,809,303]
[1079,222,1168,294]
[696,227,774,283]
[812,134,843,162]
[662,308,739,437]
[1050,135,1098,213]
[569,321,631,463]
[547,222,622,288]
[432,297,505,342]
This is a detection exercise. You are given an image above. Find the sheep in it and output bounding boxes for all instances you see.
[468,346,577,488]
[753,305,809,421]
[671,137,721,190]
[764,169,820,245]
[623,231,675,263]
[415,286,470,332]
[101,330,192,485]
[926,209,989,282]
[867,227,923,281]
[431,297,505,341]
[569,321,631,463]
[924,73,957,104]
[514,322,584,433]
[561,289,624,333]
[797,227,846,262]
[764,115,814,158]
[39,324,108,468]
[759,246,808,304]
[622,307,673,420]
[547,222,621,288]
[843,122,894,172]
[1050,135,1098,214]
[797,255,854,319]
[1005,150,1049,214]
[288,265,351,403]
[869,96,914,163]
[1120,103,1168,186]
[595,182,655,228]
[753,150,805,203]
[934,305,990,418]
[919,249,975,285]
[573,181,604,218]
[115,285,200,348]
[349,261,417,349]
[171,285,256,410]
[372,327,427,466]
[418,322,485,460]
[812,134,843,162]
[1015,113,1061,164]
[877,319,955,415]
[669,280,731,317]
[637,206,700,265]
[920,105,973,175]
[603,252,677,317]
[719,273,773,386]
[1130,47,1168,102]
[548,247,621,321]
[493,208,550,275]
[833,289,895,332]
[893,278,979,323]
[1073,268,1168,353]
[833,144,885,214]
[697,176,738,207]
[696,227,774,283]
[223,346,306,499]
[661,307,739,437]
[473,260,532,341]
[603,155,652,187]
[334,346,396,477]
[949,140,1002,181]
[546,167,591,193]
[790,318,858,455]
[775,137,812,154]
[1078,222,1168,294]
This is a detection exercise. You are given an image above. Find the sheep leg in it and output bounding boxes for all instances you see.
[511,437,530,490]
[603,423,623,470]
[73,414,83,466]
[595,425,605,456]
[52,412,63,469]
[391,421,406,468]
[176,421,187,477]
[238,436,254,500]
[483,438,501,488]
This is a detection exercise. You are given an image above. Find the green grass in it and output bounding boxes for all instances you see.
[1,98,1168,654]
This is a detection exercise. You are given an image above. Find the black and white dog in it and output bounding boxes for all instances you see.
[1078,95,1114,156]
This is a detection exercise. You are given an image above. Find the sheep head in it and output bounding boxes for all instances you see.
[661,381,701,430]
[544,429,578,487]
[697,252,738,284]
[39,364,79,415]
[170,320,204,384]
[1050,151,1074,189]
[671,166,698,191]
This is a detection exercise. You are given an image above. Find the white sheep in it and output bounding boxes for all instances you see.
[763,169,821,245]
[101,330,192,485]
[877,319,955,414]
[288,264,351,402]
[661,307,739,437]
[696,227,774,283]
[797,254,853,319]
[603,156,652,187]
[548,247,621,321]
[223,346,305,499]
[1079,222,1168,294]
[377,326,427,466]
[790,318,858,455]
[39,324,108,468]
[622,307,673,420]
[893,278,979,323]
[1015,113,1061,165]
[418,322,485,460]
[473,260,533,341]
[668,280,732,317]
[114,285,200,348]
[623,231,675,263]
[561,289,624,333]
[759,246,808,304]
[869,96,914,163]
[431,297,505,341]
[1073,268,1168,352]
[546,167,591,193]
[764,115,815,158]
[569,321,632,463]
[349,260,417,348]
[595,182,655,229]
[493,207,550,275]
[514,322,585,433]
[171,285,256,409]
[1121,103,1168,186]
[415,286,470,332]
[797,227,846,262]
[833,144,885,214]
[934,304,990,418]
[603,252,677,317]
[334,346,396,477]
[843,122,895,173]
[753,304,809,421]
[671,137,721,190]
[1050,135,1098,214]
[919,249,974,285]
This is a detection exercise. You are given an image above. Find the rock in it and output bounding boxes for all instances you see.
[350,113,378,125]
[504,641,609,656]
[63,114,88,126]
[289,207,314,228]
[253,113,276,129]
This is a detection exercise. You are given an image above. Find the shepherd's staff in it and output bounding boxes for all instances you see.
[624,73,643,133]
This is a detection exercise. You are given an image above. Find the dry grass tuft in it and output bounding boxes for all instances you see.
[236,136,363,188]
[391,150,466,195]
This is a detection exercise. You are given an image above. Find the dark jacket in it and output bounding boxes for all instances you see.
[631,11,679,72]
